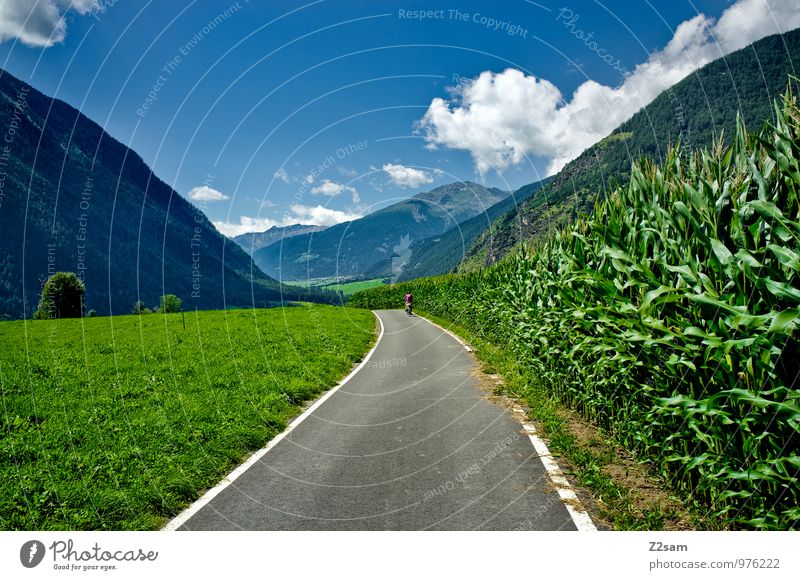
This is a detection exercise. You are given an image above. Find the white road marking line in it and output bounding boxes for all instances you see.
[522,419,597,531]
[416,314,472,351]
[421,319,596,531]
[162,312,385,531]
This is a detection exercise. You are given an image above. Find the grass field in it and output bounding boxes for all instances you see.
[0,305,375,530]
[320,278,386,296]
[285,277,386,296]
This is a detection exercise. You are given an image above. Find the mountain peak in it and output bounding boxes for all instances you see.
[251,180,508,281]
[233,223,328,255]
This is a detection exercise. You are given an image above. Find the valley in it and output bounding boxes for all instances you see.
[0,1,797,541]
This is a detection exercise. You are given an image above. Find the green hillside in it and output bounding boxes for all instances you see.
[365,178,551,282]
[465,28,800,268]
[233,224,327,256]
[252,181,508,281]
[0,69,334,319]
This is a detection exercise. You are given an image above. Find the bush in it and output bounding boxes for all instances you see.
[87,309,97,317]
[33,272,85,319]
[159,294,182,313]
[132,300,146,314]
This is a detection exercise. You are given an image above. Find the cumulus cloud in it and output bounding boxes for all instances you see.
[311,179,360,204]
[418,0,800,176]
[213,216,279,237]
[213,204,363,237]
[187,185,230,202]
[311,180,345,196]
[0,0,98,47]
[383,163,435,188]
[288,204,362,227]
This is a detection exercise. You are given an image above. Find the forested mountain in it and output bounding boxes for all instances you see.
[0,69,331,319]
[464,28,800,268]
[364,178,550,281]
[233,224,327,255]
[252,181,508,281]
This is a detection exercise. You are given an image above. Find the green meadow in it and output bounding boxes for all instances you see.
[320,278,386,296]
[284,278,386,296]
[285,277,387,296]
[0,305,375,530]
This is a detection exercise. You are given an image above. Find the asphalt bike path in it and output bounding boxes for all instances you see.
[170,310,586,530]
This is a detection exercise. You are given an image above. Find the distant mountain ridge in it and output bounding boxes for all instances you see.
[463,28,800,268]
[0,68,330,319]
[252,181,508,281]
[363,177,551,282]
[233,224,327,255]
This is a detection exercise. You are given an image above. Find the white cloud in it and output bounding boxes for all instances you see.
[67,0,98,9]
[418,0,800,176]
[337,166,358,178]
[213,216,279,237]
[382,163,434,188]
[311,179,360,204]
[274,168,292,183]
[288,204,362,227]
[0,0,98,47]
[213,204,363,237]
[303,174,314,185]
[187,185,230,202]
[311,180,344,196]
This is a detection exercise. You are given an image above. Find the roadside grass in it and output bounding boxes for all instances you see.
[0,304,375,530]
[416,310,719,531]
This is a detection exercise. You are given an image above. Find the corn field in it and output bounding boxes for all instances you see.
[349,95,800,529]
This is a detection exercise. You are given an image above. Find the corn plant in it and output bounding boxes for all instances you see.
[349,91,800,529]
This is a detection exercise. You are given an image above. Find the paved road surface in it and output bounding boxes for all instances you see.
[176,310,580,530]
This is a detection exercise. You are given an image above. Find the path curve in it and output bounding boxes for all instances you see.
[167,310,591,531]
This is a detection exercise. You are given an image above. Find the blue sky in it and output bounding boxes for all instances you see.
[1,0,797,236]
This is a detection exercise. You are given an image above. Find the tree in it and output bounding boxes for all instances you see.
[159,294,182,313]
[133,300,146,314]
[87,309,97,317]
[33,272,84,319]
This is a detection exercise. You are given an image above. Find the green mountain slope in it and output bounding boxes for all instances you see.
[0,69,330,319]
[465,28,800,268]
[252,181,508,281]
[233,223,327,255]
[365,178,551,281]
